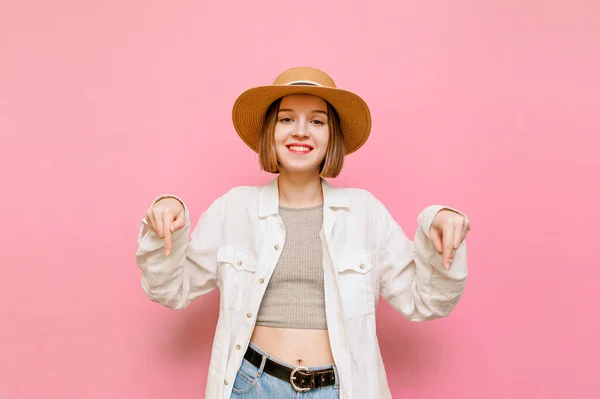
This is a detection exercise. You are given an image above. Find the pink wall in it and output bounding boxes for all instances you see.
[1,0,598,397]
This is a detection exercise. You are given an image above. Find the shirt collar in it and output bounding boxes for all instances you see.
[258,176,350,217]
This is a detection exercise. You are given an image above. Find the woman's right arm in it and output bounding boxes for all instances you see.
[135,194,225,310]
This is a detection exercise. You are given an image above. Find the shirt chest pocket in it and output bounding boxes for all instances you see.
[217,246,258,310]
[336,251,376,320]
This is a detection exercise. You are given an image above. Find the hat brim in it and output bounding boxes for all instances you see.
[232,85,371,155]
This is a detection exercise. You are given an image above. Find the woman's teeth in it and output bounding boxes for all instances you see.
[289,146,311,152]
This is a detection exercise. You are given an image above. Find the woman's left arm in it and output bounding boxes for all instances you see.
[375,200,471,321]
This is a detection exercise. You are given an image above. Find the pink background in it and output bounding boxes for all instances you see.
[1,0,598,398]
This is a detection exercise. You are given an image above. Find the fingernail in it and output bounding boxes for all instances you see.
[165,250,170,256]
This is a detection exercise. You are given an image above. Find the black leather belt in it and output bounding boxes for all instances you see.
[244,345,336,392]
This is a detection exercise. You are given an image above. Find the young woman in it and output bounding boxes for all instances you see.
[136,67,470,398]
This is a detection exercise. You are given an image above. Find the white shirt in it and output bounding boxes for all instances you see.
[136,177,468,398]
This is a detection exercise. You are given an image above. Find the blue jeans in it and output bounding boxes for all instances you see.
[230,342,340,398]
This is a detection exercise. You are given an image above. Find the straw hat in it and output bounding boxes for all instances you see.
[232,66,371,155]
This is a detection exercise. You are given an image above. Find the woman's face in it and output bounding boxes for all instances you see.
[274,94,330,175]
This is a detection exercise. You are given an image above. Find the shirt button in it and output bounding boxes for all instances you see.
[235,344,241,350]
[274,244,280,250]
[258,278,264,284]
[359,263,365,269]
[237,260,242,266]
[247,312,252,318]
[224,379,229,385]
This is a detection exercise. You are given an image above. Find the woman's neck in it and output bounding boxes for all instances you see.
[277,170,323,209]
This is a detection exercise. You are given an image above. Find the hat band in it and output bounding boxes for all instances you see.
[285,80,323,87]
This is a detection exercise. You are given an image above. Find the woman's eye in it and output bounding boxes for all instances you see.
[279,117,293,123]
[312,120,325,125]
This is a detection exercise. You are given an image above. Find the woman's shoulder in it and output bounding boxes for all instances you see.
[216,184,262,204]
[224,184,262,196]
[329,182,381,206]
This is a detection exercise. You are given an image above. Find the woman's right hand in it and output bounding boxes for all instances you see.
[144,197,186,256]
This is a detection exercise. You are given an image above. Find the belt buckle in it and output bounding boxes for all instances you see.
[290,366,311,392]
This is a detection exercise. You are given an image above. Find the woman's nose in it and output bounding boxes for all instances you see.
[293,120,310,138]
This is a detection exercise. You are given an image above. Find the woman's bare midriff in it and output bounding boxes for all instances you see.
[250,325,335,367]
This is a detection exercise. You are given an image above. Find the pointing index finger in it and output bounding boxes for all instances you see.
[442,223,454,270]
[163,213,174,256]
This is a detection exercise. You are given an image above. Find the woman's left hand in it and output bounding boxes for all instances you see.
[429,209,471,270]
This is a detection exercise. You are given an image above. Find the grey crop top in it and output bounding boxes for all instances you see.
[255,204,327,330]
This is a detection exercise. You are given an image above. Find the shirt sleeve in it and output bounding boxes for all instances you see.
[135,195,225,310]
[375,200,468,321]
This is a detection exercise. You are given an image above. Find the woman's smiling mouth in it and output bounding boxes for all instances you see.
[286,144,314,154]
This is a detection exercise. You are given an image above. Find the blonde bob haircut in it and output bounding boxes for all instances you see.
[258,97,345,178]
